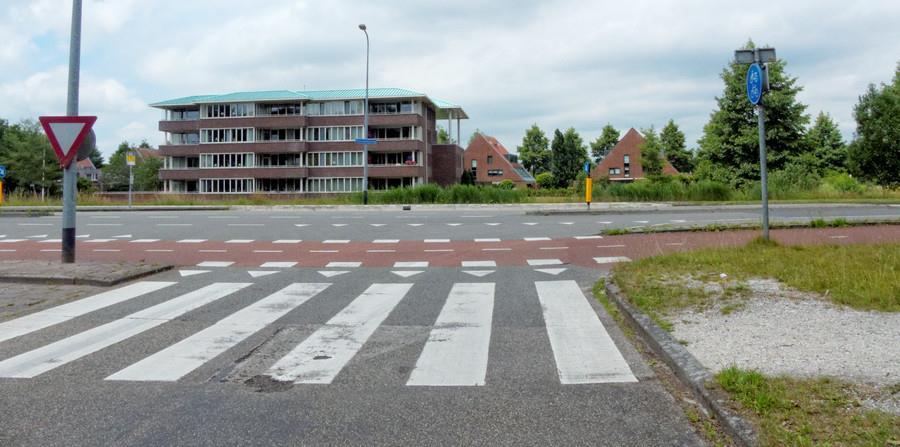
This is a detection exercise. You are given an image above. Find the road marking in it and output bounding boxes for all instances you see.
[107,283,330,382]
[198,249,227,253]
[462,270,494,277]
[482,248,512,251]
[266,283,413,383]
[326,261,361,268]
[93,249,121,252]
[0,249,16,252]
[149,215,179,219]
[369,224,386,227]
[112,234,132,239]
[535,268,567,275]
[522,222,538,226]
[446,223,462,226]
[0,283,250,378]
[485,223,501,226]
[665,242,685,246]
[226,239,254,244]
[596,221,613,225]
[574,235,603,240]
[408,223,424,227]
[248,271,279,278]
[0,281,175,344]
[28,234,48,238]
[535,280,637,384]
[593,256,632,264]
[228,223,264,227]
[540,246,568,250]
[524,237,551,241]
[40,249,61,252]
[527,259,563,266]
[462,260,496,267]
[323,240,350,244]
[424,249,454,252]
[394,261,428,268]
[273,240,302,244]
[294,224,310,227]
[331,224,348,227]
[310,250,339,253]
[130,239,160,243]
[424,239,450,243]
[597,244,627,248]
[367,249,396,253]
[208,216,238,219]
[373,239,399,244]
[87,224,123,227]
[633,220,649,224]
[38,239,62,243]
[559,222,574,225]
[157,223,192,227]
[89,215,120,219]
[177,239,207,243]
[86,239,116,243]
[260,262,297,268]
[197,261,234,267]
[474,238,501,243]
[391,271,423,278]
[318,271,348,278]
[146,249,174,253]
[253,250,283,254]
[671,219,687,223]
[19,223,52,226]
[268,216,301,219]
[76,234,89,238]
[0,239,26,243]
[829,235,848,239]
[408,283,495,386]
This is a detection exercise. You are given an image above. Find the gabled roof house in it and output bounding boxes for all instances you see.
[592,128,678,181]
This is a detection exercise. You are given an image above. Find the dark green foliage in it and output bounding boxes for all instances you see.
[804,112,846,174]
[847,64,900,187]
[460,169,475,185]
[590,124,619,163]
[696,41,810,187]
[77,176,96,193]
[497,179,515,189]
[0,119,60,194]
[550,128,588,188]
[535,172,555,189]
[639,126,664,176]
[101,141,161,192]
[437,126,455,144]
[134,156,162,191]
[659,119,693,173]
[87,146,105,168]
[517,124,551,174]
[363,184,527,204]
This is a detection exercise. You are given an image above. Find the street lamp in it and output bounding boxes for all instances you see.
[359,24,369,205]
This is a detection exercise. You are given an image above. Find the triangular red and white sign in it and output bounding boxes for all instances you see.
[38,116,97,167]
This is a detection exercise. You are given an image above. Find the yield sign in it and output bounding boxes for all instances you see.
[38,116,97,167]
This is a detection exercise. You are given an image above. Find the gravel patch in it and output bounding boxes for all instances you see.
[671,279,900,386]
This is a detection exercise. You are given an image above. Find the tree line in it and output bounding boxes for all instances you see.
[511,42,899,190]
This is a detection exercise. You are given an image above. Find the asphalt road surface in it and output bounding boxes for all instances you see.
[0,265,702,446]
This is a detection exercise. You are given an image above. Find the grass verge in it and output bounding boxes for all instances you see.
[611,241,900,330]
[715,366,900,446]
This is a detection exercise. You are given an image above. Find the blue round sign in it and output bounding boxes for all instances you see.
[746,63,763,105]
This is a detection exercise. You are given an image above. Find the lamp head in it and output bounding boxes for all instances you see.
[358,24,366,31]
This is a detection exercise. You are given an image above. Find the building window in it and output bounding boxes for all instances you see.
[199,178,255,193]
[257,128,303,141]
[256,153,303,167]
[202,103,253,118]
[256,178,304,192]
[487,169,503,176]
[199,153,255,168]
[258,103,303,116]
[306,177,363,193]
[487,155,493,165]
[200,128,254,143]
[305,126,364,142]
[369,101,416,114]
[623,154,630,164]
[609,168,621,175]
[368,126,418,140]
[305,100,364,116]
[307,151,363,167]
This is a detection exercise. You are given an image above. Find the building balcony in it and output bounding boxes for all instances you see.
[159,120,200,133]
[369,165,425,178]
[305,113,423,127]
[161,141,308,155]
[199,115,307,129]
[159,167,308,180]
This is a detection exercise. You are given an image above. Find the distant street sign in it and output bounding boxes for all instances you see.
[583,161,590,174]
[38,116,97,167]
[126,152,136,166]
[354,138,378,145]
[746,63,763,105]
[0,165,6,179]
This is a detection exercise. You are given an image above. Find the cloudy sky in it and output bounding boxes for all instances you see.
[2,0,898,158]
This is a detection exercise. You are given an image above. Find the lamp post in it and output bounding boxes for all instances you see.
[358,24,369,205]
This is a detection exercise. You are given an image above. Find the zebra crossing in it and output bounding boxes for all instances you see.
[0,275,637,387]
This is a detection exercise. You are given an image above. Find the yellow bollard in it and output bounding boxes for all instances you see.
[584,177,592,209]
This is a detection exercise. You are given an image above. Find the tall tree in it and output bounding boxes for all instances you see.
[517,124,550,174]
[659,119,693,173]
[695,40,810,187]
[590,124,620,163]
[804,112,846,174]
[639,126,664,176]
[100,141,132,191]
[550,128,588,187]
[0,119,59,194]
[134,156,163,191]
[847,64,900,187]
[87,146,105,168]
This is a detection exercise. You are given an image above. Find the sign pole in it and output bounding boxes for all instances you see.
[127,152,135,208]
[62,0,83,263]
[752,49,770,240]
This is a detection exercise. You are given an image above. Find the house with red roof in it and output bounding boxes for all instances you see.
[592,128,678,181]
[464,133,535,187]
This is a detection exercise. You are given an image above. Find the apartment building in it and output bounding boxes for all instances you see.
[152,88,467,194]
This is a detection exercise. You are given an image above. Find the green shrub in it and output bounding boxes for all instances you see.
[497,179,515,190]
[535,172,556,189]
[822,172,863,194]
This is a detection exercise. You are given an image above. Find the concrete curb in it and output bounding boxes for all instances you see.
[604,280,758,446]
[601,218,900,235]
[529,202,898,216]
[231,202,673,212]
[0,206,230,213]
[0,264,174,287]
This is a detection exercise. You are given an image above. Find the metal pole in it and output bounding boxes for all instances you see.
[361,26,369,205]
[128,164,133,208]
[757,103,769,240]
[62,0,82,263]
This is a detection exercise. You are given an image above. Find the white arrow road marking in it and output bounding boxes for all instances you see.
[266,283,413,384]
[534,268,567,276]
[391,271,423,278]
[260,262,297,268]
[248,271,279,278]
[197,261,234,268]
[462,270,494,277]
[408,283,495,386]
[462,260,496,267]
[393,261,428,268]
[317,271,349,278]
[536,280,636,384]
[527,259,563,266]
[113,234,132,238]
[107,283,330,382]
[325,261,361,268]
[593,256,632,264]
[179,270,210,277]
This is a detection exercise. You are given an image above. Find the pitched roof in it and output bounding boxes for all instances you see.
[76,158,96,169]
[592,128,679,180]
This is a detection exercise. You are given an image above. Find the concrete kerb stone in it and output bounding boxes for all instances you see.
[604,280,758,446]
[0,261,173,287]
[0,206,230,213]
[528,202,897,216]
[232,202,673,212]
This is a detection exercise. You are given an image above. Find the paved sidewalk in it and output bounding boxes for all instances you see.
[0,260,172,286]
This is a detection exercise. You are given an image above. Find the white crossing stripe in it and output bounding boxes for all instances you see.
[393,261,428,268]
[38,239,62,243]
[0,281,175,344]
[323,240,350,244]
[593,256,632,264]
[474,238,501,243]
[424,239,450,243]
[527,259,563,266]
[318,271,349,277]
[266,283,413,383]
[485,223,501,226]
[197,261,234,267]
[522,222,538,226]
[85,239,115,243]
[326,261,361,268]
[260,262,297,268]
[535,281,636,384]
[463,270,494,277]
[407,283,495,386]
[177,239,207,243]
[107,283,330,382]
[373,239,399,244]
[226,239,254,244]
[0,239,26,243]
[130,239,160,243]
[462,260,496,267]
[524,237,551,241]
[391,271,423,278]
[574,235,603,240]
[446,223,462,226]
[0,283,251,378]
[273,240,302,244]
[535,268,567,276]
[248,271,279,278]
